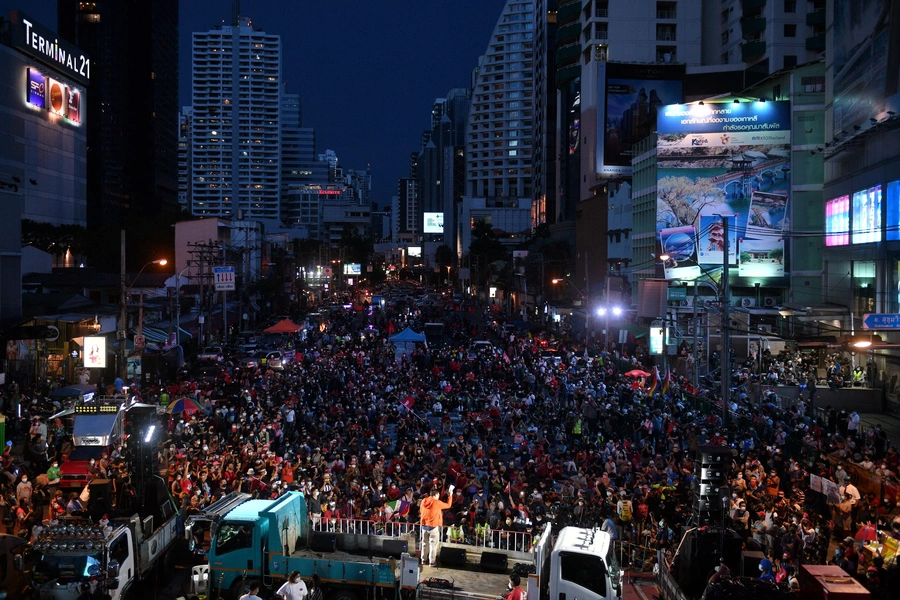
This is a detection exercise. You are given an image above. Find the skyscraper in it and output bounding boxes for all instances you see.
[190,11,282,219]
[465,1,535,201]
[57,0,179,228]
[531,0,557,227]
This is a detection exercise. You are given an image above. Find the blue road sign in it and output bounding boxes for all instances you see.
[862,313,900,330]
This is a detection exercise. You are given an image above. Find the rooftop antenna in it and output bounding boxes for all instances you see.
[232,0,240,26]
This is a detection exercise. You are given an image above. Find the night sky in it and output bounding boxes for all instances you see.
[3,0,505,209]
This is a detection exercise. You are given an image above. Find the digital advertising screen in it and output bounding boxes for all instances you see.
[826,195,850,246]
[656,100,791,279]
[407,246,422,258]
[887,181,900,241]
[343,263,361,275]
[597,62,684,177]
[84,336,106,369]
[852,185,882,244]
[423,212,444,234]
[27,68,45,108]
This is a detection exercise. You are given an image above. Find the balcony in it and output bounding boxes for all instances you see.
[556,63,581,85]
[806,34,825,51]
[556,0,582,24]
[557,21,581,45]
[741,40,766,61]
[741,0,766,11]
[741,16,766,38]
[555,43,582,67]
[806,9,825,26]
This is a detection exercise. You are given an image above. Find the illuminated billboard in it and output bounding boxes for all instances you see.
[656,100,791,279]
[26,67,81,125]
[423,212,444,233]
[659,225,700,280]
[825,195,850,246]
[407,246,422,258]
[833,1,900,133]
[343,263,361,275]
[852,185,882,244]
[27,68,44,108]
[597,62,684,177]
[887,181,900,241]
[84,336,107,369]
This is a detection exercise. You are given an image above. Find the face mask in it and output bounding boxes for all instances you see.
[21,478,27,483]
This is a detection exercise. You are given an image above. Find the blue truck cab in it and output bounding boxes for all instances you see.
[203,492,399,600]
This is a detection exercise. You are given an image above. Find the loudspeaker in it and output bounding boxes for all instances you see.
[699,447,733,465]
[740,550,766,578]
[676,529,743,598]
[480,552,508,573]
[383,539,408,556]
[89,479,112,503]
[438,547,467,567]
[310,531,336,552]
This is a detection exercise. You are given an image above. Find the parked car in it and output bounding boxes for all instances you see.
[240,349,287,370]
[198,345,224,362]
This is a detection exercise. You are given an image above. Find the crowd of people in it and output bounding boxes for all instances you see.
[1,293,899,599]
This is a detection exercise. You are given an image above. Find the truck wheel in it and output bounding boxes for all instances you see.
[328,588,360,600]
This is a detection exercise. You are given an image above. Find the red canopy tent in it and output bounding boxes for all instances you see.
[264,318,301,333]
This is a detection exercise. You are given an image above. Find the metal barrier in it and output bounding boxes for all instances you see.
[656,550,689,600]
[612,540,657,573]
[311,518,416,537]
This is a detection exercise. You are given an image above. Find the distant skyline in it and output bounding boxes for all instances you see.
[2,1,505,210]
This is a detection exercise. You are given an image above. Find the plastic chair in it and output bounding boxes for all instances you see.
[191,564,210,596]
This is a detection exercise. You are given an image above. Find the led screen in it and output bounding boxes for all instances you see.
[825,195,850,247]
[423,212,444,234]
[343,263,361,275]
[887,181,900,241]
[852,185,882,244]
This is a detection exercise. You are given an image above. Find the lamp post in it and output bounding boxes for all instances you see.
[175,265,191,346]
[120,255,167,381]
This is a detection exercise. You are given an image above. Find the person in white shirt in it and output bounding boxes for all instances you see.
[277,571,308,600]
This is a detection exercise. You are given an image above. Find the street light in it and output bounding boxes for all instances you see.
[597,306,622,349]
[119,256,167,380]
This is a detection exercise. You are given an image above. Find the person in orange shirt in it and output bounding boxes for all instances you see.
[420,484,454,566]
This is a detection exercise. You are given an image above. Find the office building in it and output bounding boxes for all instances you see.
[464,1,535,202]
[190,13,282,219]
[57,0,179,227]
[178,107,193,210]
[531,0,558,226]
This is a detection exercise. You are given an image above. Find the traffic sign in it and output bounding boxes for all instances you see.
[862,313,900,330]
[214,266,235,291]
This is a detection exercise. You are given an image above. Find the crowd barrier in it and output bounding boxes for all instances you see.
[310,518,416,538]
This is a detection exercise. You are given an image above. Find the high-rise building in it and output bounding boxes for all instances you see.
[57,0,179,228]
[177,107,193,210]
[710,0,825,74]
[464,1,535,201]
[531,0,558,227]
[190,13,282,219]
[394,178,420,242]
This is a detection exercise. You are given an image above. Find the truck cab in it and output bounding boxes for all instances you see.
[59,405,124,491]
[542,527,623,600]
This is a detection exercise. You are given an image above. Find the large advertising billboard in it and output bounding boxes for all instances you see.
[423,212,444,234]
[26,67,81,125]
[833,0,900,134]
[887,180,900,241]
[597,62,684,177]
[656,100,791,280]
[84,336,106,369]
[343,263,361,275]
[852,184,883,244]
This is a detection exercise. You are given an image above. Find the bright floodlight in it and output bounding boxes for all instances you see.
[659,254,670,261]
[854,340,872,348]
[613,307,623,316]
[598,308,607,316]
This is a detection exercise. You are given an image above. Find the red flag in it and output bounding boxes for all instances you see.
[400,396,415,410]
[387,321,396,335]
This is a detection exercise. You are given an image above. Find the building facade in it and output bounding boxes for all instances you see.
[57,0,179,228]
[190,14,282,219]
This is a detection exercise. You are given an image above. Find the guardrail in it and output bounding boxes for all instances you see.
[311,518,416,537]
[657,550,689,600]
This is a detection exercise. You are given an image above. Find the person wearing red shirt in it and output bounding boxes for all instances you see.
[505,573,524,600]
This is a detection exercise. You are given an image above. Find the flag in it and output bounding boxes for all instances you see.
[400,396,415,410]
[647,367,660,396]
[384,500,410,517]
[662,367,671,397]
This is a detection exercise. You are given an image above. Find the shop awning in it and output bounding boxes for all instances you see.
[619,323,650,339]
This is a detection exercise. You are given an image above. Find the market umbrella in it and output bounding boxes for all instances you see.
[167,398,203,415]
[855,525,878,541]
[625,369,652,378]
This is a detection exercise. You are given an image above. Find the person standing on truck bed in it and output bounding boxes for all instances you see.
[420,483,454,566]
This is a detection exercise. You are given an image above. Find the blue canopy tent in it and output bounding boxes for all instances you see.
[389,327,426,362]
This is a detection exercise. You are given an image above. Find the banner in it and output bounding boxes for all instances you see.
[659,225,700,280]
[656,101,791,280]
[84,336,107,369]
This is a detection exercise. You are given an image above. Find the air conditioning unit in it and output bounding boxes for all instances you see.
[758,324,773,334]
[741,298,756,308]
[763,297,778,307]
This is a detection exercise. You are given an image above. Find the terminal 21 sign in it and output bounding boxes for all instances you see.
[9,10,91,86]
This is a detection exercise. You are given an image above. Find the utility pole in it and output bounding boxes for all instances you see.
[584,252,590,348]
[119,230,126,381]
[692,282,700,390]
[720,215,731,427]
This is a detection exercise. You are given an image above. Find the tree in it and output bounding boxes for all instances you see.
[434,244,454,269]
[768,247,784,264]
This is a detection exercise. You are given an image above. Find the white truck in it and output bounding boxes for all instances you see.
[30,477,181,600]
